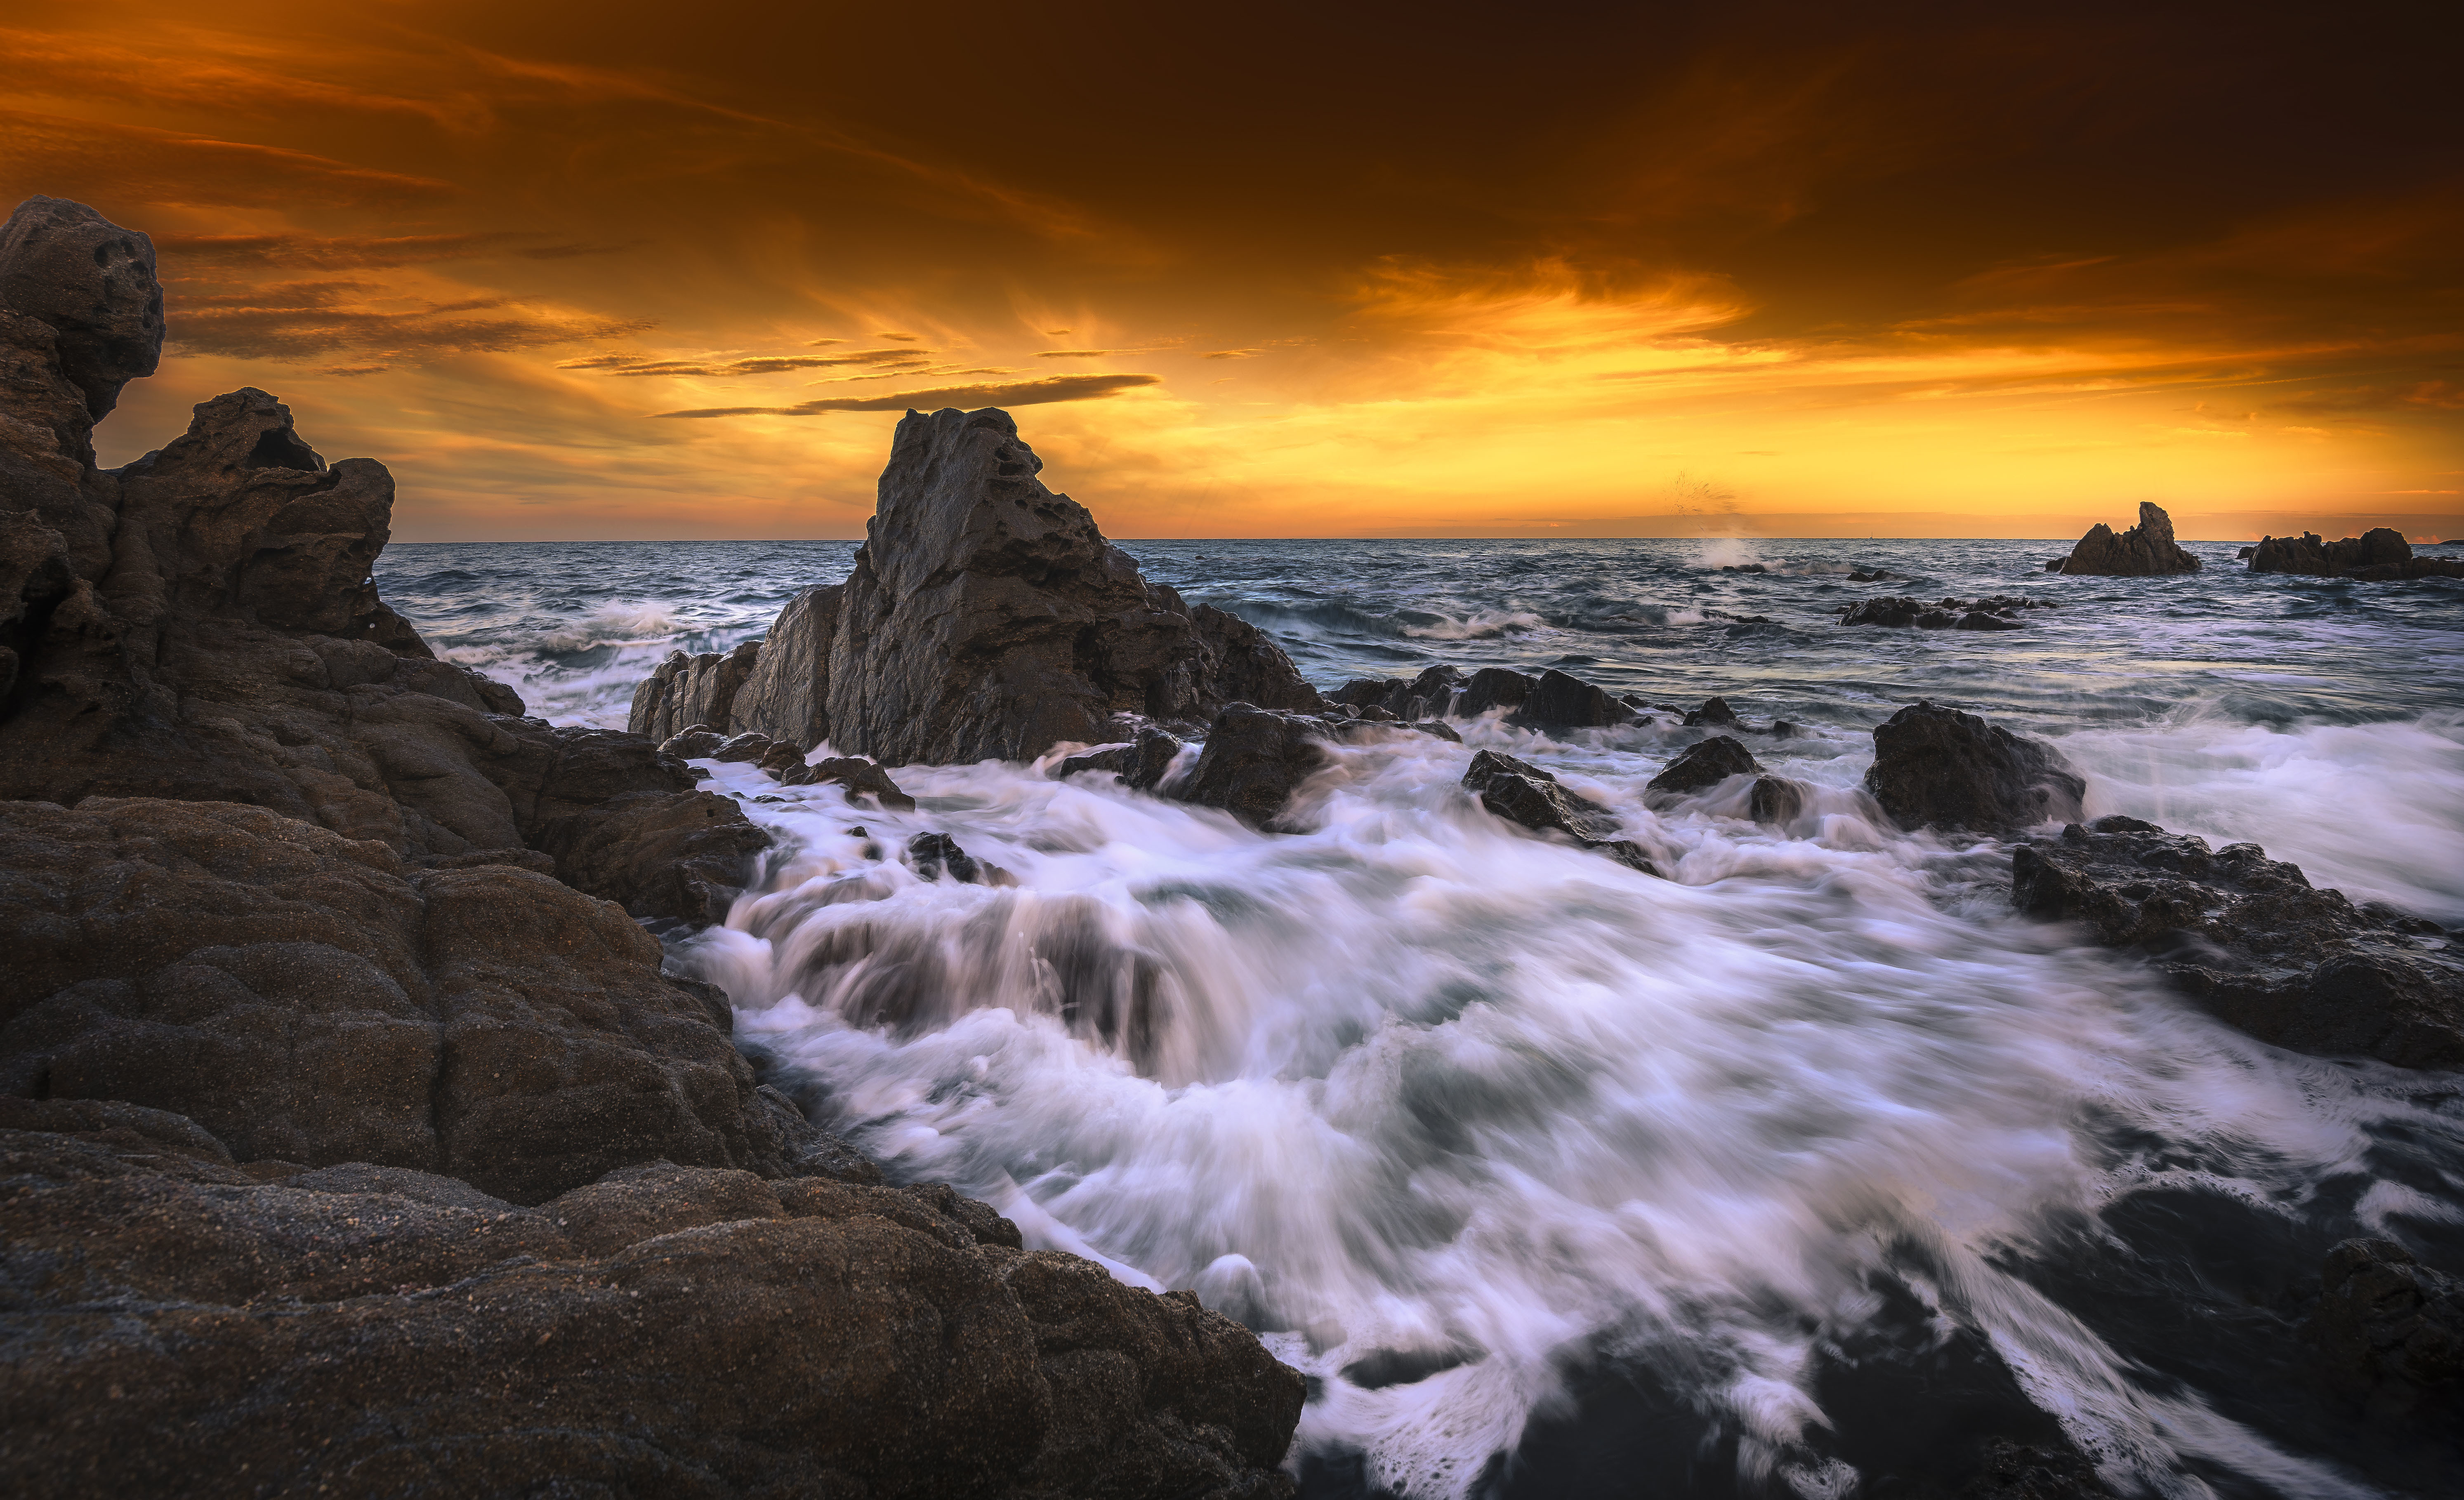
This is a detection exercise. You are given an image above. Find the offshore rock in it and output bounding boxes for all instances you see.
[732,581,843,744]
[1864,700,2085,832]
[1462,749,1658,874]
[628,639,759,743]
[2056,502,2201,576]
[1334,664,1464,722]
[0,195,163,420]
[823,407,1320,765]
[1748,775,1809,826]
[1174,704,1328,829]
[2250,528,2464,580]
[0,1131,1304,1499]
[1646,735,1763,797]
[0,798,797,1204]
[2011,815,2464,1067]
[1842,595,2054,629]
[1518,667,1632,729]
[1456,666,1536,718]
[2304,1239,2464,1420]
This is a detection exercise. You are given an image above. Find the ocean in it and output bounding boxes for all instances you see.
[377,536,2464,1498]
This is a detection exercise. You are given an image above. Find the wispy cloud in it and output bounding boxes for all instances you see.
[654,372,1163,417]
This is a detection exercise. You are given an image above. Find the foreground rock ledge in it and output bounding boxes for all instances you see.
[0,1111,1305,1500]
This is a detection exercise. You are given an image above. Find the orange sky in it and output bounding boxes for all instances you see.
[6,0,2459,539]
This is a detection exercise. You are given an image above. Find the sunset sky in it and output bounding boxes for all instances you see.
[6,0,2457,539]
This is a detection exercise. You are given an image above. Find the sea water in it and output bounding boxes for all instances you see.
[378,537,2464,1498]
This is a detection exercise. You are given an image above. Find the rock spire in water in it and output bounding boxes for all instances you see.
[2055,501,2201,575]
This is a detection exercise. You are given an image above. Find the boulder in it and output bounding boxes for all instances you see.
[1646,735,1762,797]
[1057,742,1138,778]
[1684,696,1741,727]
[0,797,799,1204]
[731,581,843,744]
[819,407,1319,766]
[1518,668,1631,729]
[2305,1239,2463,1418]
[628,639,760,742]
[713,730,773,763]
[1174,704,1327,829]
[0,195,163,420]
[1456,666,1536,718]
[1748,776,1808,826]
[0,1133,1304,1499]
[782,756,916,810]
[2011,815,2463,1067]
[2250,529,2463,580]
[1864,701,2084,832]
[2056,502,2201,575]
[908,831,1004,885]
[1462,749,1658,874]
[661,725,726,759]
[1334,665,1464,722]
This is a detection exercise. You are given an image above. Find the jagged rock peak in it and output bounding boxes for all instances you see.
[0,195,164,420]
[2057,501,2200,576]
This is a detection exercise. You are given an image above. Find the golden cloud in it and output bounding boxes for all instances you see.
[653,372,1164,418]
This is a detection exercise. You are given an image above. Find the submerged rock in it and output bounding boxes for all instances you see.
[1462,749,1658,874]
[2305,1239,2464,1420]
[1646,735,1762,797]
[908,830,1007,885]
[1748,775,1808,826]
[2056,502,2201,576]
[0,1128,1304,1498]
[1841,595,2054,629]
[1864,701,2084,832]
[2250,528,2463,580]
[2011,815,2463,1067]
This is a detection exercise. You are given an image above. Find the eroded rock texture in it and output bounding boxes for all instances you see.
[2012,815,2464,1067]
[2057,502,2201,576]
[0,1123,1304,1500]
[1864,700,2085,832]
[2249,528,2464,580]
[730,580,843,744]
[1462,749,1657,873]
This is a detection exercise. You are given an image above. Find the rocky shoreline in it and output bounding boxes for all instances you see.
[7,194,2461,1495]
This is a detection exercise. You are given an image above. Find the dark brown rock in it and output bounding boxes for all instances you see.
[1175,704,1328,829]
[0,797,795,1203]
[0,1133,1296,1500]
[910,830,1004,885]
[782,755,916,810]
[733,581,843,744]
[2058,502,2201,576]
[1462,749,1658,874]
[1646,735,1763,797]
[1456,666,1535,718]
[1518,668,1631,729]
[2250,528,2462,580]
[820,408,1318,766]
[628,639,760,742]
[0,196,163,421]
[1863,701,2084,832]
[2011,815,2463,1067]
[2305,1239,2463,1419]
[1748,775,1807,825]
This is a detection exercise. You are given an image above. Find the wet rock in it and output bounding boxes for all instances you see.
[1457,666,1536,717]
[820,407,1319,766]
[1864,700,2084,832]
[1411,720,1463,742]
[1684,696,1741,727]
[2237,545,2257,560]
[2011,815,2463,1067]
[757,739,811,779]
[0,797,797,1203]
[1058,741,1139,778]
[731,581,843,744]
[1462,749,1658,874]
[712,730,774,763]
[1126,725,1187,789]
[1519,667,1632,729]
[0,195,163,420]
[1174,703,1328,829]
[1355,704,1400,722]
[783,756,917,811]
[2057,502,2201,575]
[1646,735,1763,796]
[2306,1239,2464,1417]
[1842,595,2053,629]
[1955,610,2025,631]
[909,830,1005,885]
[661,725,726,758]
[627,639,760,742]
[1748,776,1808,826]
[530,787,773,927]
[2250,528,2464,580]
[0,1132,1304,1498]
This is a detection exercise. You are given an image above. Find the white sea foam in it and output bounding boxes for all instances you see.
[682,723,2450,1499]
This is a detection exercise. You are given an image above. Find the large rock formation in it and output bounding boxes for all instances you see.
[2249,528,2464,581]
[2054,502,2201,575]
[1864,700,2085,832]
[0,1121,1305,1498]
[630,410,1320,765]
[0,195,162,420]
[629,638,760,744]
[2012,815,2463,1068]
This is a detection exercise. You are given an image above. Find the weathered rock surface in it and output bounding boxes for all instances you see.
[1462,749,1657,874]
[2056,502,2202,576]
[1518,667,1633,729]
[0,798,800,1203]
[1646,735,1763,797]
[0,1128,1304,1499]
[814,408,1319,765]
[1841,595,2054,629]
[910,830,1007,885]
[2011,815,2463,1067]
[1865,701,2084,832]
[1455,666,1536,718]
[2250,528,2464,581]
[787,755,916,810]
[2305,1239,2463,1421]
[1176,704,1329,829]
[629,639,760,743]
[1333,665,1464,722]
[0,196,162,421]
[731,581,843,744]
